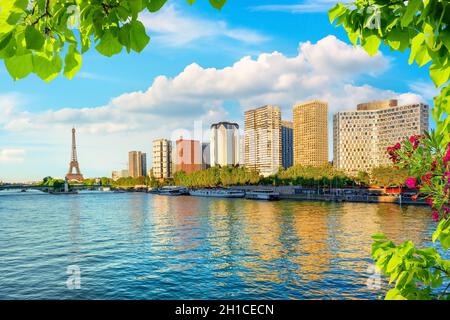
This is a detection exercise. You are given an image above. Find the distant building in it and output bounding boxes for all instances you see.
[244,105,282,177]
[128,151,146,178]
[202,143,211,170]
[111,169,129,181]
[239,135,245,166]
[112,170,120,181]
[175,139,202,173]
[210,122,239,167]
[293,100,328,167]
[152,139,173,179]
[141,153,147,177]
[281,120,293,169]
[333,100,429,174]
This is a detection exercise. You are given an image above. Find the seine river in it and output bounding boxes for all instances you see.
[0,191,437,299]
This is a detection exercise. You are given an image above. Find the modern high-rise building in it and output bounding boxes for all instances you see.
[293,100,328,167]
[281,120,293,169]
[239,135,245,166]
[141,153,147,177]
[333,100,429,174]
[202,143,211,170]
[128,151,146,178]
[210,122,239,167]
[244,105,282,176]
[152,139,173,179]
[175,139,202,173]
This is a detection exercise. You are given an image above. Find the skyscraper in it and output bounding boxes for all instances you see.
[244,105,282,176]
[210,122,239,167]
[202,142,211,170]
[128,151,146,178]
[333,100,429,174]
[175,139,202,173]
[281,120,293,169]
[293,100,328,167]
[152,139,173,179]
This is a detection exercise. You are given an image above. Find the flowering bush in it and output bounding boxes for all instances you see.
[370,132,450,300]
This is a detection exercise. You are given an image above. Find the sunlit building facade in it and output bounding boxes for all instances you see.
[244,105,282,176]
[210,122,239,167]
[293,100,328,167]
[333,100,429,174]
[152,139,173,179]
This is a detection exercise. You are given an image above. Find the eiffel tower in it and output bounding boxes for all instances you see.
[66,127,84,181]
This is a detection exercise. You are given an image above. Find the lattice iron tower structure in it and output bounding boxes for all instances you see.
[66,127,84,181]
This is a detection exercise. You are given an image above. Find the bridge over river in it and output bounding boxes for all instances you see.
[0,184,110,191]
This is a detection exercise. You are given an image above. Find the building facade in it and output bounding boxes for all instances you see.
[152,139,173,179]
[128,151,146,178]
[293,100,328,167]
[175,139,202,173]
[210,122,239,167]
[202,143,211,170]
[244,105,282,176]
[281,120,293,169]
[333,100,429,174]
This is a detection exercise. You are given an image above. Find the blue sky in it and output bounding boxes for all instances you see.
[0,0,438,182]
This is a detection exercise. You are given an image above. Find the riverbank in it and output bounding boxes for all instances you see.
[111,185,425,206]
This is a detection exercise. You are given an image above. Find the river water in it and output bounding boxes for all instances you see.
[0,191,437,299]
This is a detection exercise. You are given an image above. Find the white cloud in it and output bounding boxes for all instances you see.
[409,81,440,101]
[0,149,26,163]
[0,35,426,178]
[140,5,269,46]
[2,35,422,133]
[251,0,349,13]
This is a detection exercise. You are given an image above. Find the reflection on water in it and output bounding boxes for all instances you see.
[0,192,438,299]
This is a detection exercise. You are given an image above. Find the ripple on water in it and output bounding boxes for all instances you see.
[0,192,441,299]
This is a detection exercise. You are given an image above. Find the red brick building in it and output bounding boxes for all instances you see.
[175,139,202,173]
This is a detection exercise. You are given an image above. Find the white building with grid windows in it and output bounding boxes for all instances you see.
[333,100,429,175]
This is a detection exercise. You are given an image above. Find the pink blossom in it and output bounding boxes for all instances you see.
[432,211,440,222]
[405,177,417,189]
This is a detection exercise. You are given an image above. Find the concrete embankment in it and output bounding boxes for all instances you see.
[232,185,427,206]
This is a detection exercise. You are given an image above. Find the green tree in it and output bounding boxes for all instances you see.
[330,1,450,300]
[0,0,227,81]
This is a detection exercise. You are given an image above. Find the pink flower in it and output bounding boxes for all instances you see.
[444,144,450,167]
[421,173,432,186]
[405,177,417,189]
[394,143,401,150]
[425,197,433,206]
[432,211,440,222]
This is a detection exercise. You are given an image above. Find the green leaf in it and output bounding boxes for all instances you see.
[401,0,422,28]
[64,45,82,79]
[33,53,62,82]
[95,30,123,57]
[385,288,407,300]
[409,33,425,65]
[430,64,450,88]
[362,34,381,57]
[4,53,33,80]
[25,26,45,50]
[129,0,143,20]
[208,0,226,10]
[129,21,150,53]
[328,3,346,24]
[0,32,13,51]
[147,0,168,12]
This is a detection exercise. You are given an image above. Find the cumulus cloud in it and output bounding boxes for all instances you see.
[140,5,269,46]
[0,149,26,163]
[1,35,422,134]
[0,35,427,179]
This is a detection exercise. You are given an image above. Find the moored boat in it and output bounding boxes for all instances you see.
[245,189,280,201]
[189,188,245,198]
[158,186,189,196]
